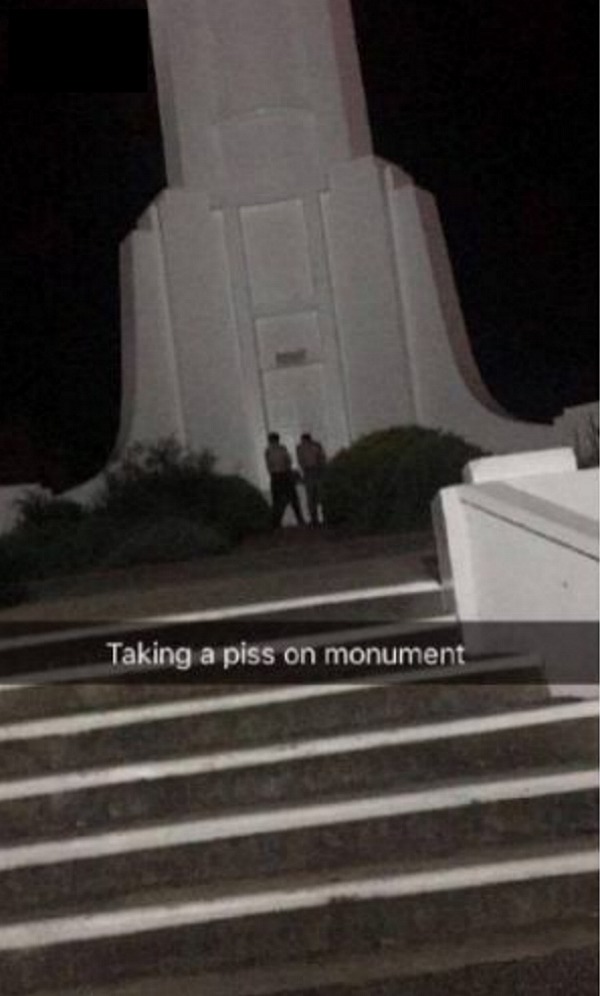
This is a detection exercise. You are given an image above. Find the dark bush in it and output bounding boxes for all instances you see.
[95,440,216,524]
[0,493,92,584]
[0,492,115,581]
[0,441,270,597]
[200,474,271,542]
[322,425,484,533]
[0,541,30,607]
[94,440,270,542]
[101,517,230,569]
[15,493,85,532]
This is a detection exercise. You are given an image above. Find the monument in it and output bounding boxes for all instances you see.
[119,0,555,488]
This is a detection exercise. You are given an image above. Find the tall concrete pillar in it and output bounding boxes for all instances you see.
[119,0,554,488]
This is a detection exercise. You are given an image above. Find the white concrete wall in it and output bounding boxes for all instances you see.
[434,450,598,622]
[117,217,184,451]
[118,150,569,491]
[463,448,577,484]
[156,191,257,479]
[147,0,371,201]
[322,158,417,436]
[120,183,357,489]
[433,450,599,693]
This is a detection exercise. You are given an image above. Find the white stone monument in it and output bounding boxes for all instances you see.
[119,0,555,488]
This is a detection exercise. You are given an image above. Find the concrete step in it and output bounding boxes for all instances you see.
[0,845,595,995]
[0,680,554,780]
[23,928,599,996]
[0,701,595,843]
[261,942,600,996]
[0,584,446,681]
[0,772,595,920]
[0,681,226,724]
[0,602,594,996]
[0,647,544,724]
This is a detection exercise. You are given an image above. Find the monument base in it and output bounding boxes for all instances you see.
[119,156,555,488]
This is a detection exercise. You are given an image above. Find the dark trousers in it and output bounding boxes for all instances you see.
[270,472,304,528]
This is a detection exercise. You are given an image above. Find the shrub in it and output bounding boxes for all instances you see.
[94,440,270,542]
[322,425,484,534]
[1,493,91,581]
[3,491,133,582]
[15,492,85,532]
[0,542,30,607]
[95,440,216,524]
[0,441,270,596]
[199,474,271,542]
[101,517,230,569]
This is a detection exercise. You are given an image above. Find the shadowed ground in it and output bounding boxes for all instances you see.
[0,528,436,623]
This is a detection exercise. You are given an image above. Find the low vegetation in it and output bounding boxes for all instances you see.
[0,440,270,606]
[322,425,484,534]
[0,429,484,608]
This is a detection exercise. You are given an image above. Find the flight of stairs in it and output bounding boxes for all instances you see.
[0,640,597,994]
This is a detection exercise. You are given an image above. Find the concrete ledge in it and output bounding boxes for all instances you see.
[462,482,598,561]
[434,453,599,697]
[464,448,576,484]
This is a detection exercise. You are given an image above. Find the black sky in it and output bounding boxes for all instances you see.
[0,0,597,486]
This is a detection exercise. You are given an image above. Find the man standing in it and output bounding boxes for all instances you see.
[296,432,327,526]
[264,432,305,528]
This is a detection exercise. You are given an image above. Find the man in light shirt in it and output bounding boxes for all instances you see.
[296,432,326,526]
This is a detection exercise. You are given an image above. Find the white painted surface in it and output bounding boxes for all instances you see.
[0,849,595,950]
[510,468,599,520]
[147,0,371,200]
[0,700,594,802]
[434,453,599,693]
[464,448,577,484]
[463,483,598,562]
[117,225,184,448]
[159,191,257,476]
[322,158,417,436]
[242,200,314,312]
[1,769,594,872]
[432,486,479,619]
[436,464,598,621]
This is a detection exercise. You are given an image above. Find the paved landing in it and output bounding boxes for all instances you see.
[0,529,436,624]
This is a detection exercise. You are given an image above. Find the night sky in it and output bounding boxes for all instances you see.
[0,0,597,487]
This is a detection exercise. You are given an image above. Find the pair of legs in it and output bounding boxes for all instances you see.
[303,471,323,526]
[270,473,305,528]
